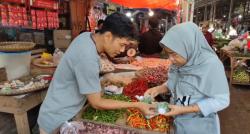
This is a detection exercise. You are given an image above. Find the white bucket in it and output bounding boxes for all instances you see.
[0,51,31,80]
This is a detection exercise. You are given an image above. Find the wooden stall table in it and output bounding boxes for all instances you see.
[229,56,250,86]
[219,49,235,62]
[0,90,47,134]
[0,66,55,134]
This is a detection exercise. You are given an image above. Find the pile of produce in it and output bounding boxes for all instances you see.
[232,68,249,83]
[103,94,131,102]
[233,52,250,57]
[136,66,168,86]
[101,80,125,88]
[131,58,171,68]
[0,75,50,93]
[127,108,170,132]
[82,94,130,124]
[100,58,115,73]
[123,78,148,100]
[60,121,141,134]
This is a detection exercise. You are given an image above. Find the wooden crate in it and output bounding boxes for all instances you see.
[230,56,250,85]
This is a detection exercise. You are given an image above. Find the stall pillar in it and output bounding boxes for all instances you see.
[70,0,93,38]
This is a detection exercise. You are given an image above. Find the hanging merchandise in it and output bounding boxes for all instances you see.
[0,4,8,26]
[31,0,58,10]
[109,0,178,10]
[1,0,25,4]
[47,11,59,29]
[31,10,36,29]
[0,4,28,27]
[88,9,97,32]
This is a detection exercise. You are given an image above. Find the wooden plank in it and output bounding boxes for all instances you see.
[14,112,30,134]
[0,67,7,82]
[0,90,47,114]
[31,48,47,55]
[16,90,47,113]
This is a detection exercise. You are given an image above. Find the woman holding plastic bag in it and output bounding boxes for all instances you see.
[144,22,230,134]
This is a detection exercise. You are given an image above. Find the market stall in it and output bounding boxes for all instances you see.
[0,41,55,134]
[63,68,173,134]
[0,65,54,134]
[220,49,250,86]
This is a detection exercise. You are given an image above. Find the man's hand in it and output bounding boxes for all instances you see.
[144,84,168,99]
[136,102,157,116]
[87,92,157,116]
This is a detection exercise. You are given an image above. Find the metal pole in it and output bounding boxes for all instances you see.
[228,0,234,31]
[210,0,214,21]
[213,2,216,21]
[204,5,207,21]
[190,0,195,22]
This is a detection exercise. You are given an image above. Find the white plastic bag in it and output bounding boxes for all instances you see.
[53,48,64,66]
[60,121,84,134]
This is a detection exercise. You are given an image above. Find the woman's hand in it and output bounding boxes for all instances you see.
[144,84,168,99]
[164,104,201,116]
[136,102,157,116]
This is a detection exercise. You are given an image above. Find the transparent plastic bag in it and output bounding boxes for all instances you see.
[60,121,84,134]
[53,48,64,66]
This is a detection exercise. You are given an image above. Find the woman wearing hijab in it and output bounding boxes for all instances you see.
[144,22,230,134]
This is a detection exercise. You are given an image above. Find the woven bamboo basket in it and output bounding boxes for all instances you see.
[0,42,35,52]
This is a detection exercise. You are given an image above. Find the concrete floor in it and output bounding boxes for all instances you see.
[0,85,249,134]
[219,85,250,134]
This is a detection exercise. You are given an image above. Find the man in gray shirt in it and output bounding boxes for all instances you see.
[38,12,156,134]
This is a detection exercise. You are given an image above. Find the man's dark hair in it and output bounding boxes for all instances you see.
[148,17,159,29]
[99,12,138,40]
[97,19,104,27]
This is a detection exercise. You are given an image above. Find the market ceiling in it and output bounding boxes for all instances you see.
[109,0,179,10]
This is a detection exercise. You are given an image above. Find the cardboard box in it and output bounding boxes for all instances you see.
[18,32,33,42]
[53,30,72,49]
[33,32,45,45]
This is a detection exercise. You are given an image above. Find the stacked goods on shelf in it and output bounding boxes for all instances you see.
[31,9,36,29]
[31,0,58,10]
[35,10,47,30]
[2,0,25,4]
[8,5,28,27]
[0,0,59,29]
[47,11,59,29]
[31,10,59,30]
[0,4,8,26]
[0,4,28,27]
[232,67,250,83]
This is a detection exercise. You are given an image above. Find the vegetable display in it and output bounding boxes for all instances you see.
[82,94,130,124]
[127,108,170,132]
[131,58,171,68]
[136,66,168,86]
[60,121,141,134]
[232,68,249,83]
[123,78,148,100]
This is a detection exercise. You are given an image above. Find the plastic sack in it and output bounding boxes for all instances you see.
[60,121,84,134]
[135,95,169,119]
[53,48,64,65]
